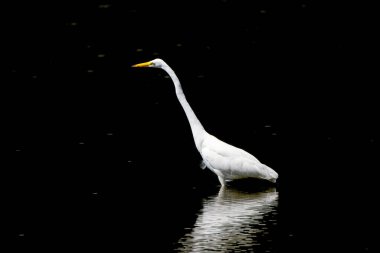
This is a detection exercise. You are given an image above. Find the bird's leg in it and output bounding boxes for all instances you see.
[217,175,226,187]
[212,169,226,187]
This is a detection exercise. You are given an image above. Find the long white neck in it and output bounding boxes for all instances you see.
[161,63,205,152]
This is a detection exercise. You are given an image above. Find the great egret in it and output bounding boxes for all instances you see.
[132,58,278,186]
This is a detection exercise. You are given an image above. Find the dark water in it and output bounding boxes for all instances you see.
[7,139,373,253]
[174,187,278,252]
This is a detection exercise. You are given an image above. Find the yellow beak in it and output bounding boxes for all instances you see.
[132,61,152,68]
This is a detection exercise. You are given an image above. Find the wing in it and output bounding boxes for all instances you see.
[202,147,269,180]
[202,133,260,163]
[201,133,278,182]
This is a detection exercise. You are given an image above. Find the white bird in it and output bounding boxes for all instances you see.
[132,58,278,186]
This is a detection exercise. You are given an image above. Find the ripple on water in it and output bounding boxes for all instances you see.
[174,187,278,252]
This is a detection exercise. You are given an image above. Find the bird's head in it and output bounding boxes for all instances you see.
[132,58,164,69]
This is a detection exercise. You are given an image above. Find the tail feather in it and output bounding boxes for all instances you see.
[261,164,278,183]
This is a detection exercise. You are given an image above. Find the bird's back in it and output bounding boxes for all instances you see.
[201,133,260,163]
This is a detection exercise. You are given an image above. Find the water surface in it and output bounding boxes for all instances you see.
[174,187,278,252]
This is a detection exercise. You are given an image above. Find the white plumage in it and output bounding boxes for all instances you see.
[132,58,278,186]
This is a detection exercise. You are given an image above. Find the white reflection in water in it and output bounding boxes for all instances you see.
[176,187,278,252]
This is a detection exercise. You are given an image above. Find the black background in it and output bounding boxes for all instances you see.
[4,1,375,252]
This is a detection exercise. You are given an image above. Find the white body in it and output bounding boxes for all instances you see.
[134,58,278,186]
[200,132,278,184]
